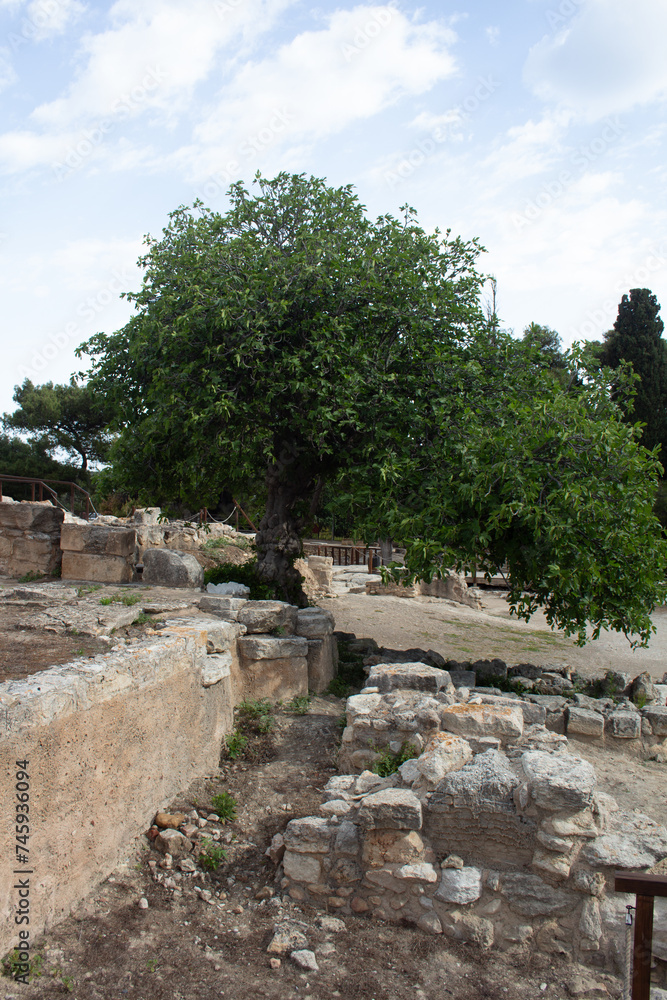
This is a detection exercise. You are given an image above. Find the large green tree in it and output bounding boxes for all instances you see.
[599,288,667,454]
[3,378,111,473]
[79,173,487,601]
[79,174,667,640]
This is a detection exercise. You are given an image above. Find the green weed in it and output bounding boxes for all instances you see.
[285,694,311,715]
[371,741,420,777]
[18,571,44,584]
[99,592,141,607]
[133,612,153,626]
[237,698,275,734]
[224,729,248,759]
[146,959,159,974]
[198,838,228,871]
[2,949,43,981]
[76,584,102,597]
[210,791,237,823]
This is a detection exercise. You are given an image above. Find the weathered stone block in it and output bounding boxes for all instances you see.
[283,851,321,883]
[295,607,335,638]
[61,551,133,584]
[413,733,472,789]
[284,817,332,854]
[142,548,203,588]
[520,751,596,811]
[367,662,454,695]
[448,670,476,688]
[237,601,298,635]
[237,635,308,661]
[238,656,308,702]
[471,658,508,682]
[0,501,63,533]
[642,705,667,736]
[435,867,483,904]
[566,707,604,737]
[306,635,338,693]
[608,710,641,739]
[440,703,524,740]
[200,652,231,687]
[500,873,575,916]
[357,788,422,830]
[60,522,136,557]
[198,595,247,617]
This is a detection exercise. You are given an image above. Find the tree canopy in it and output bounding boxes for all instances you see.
[2,378,111,474]
[599,288,667,455]
[80,173,667,641]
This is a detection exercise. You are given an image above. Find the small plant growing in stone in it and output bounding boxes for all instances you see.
[198,838,228,871]
[2,949,43,981]
[224,729,248,759]
[146,959,159,974]
[271,625,287,636]
[17,570,44,584]
[133,612,152,626]
[210,791,237,823]
[286,694,310,715]
[372,741,420,777]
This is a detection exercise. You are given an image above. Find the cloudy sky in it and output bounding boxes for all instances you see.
[0,0,666,412]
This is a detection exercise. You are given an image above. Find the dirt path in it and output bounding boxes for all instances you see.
[321,591,667,682]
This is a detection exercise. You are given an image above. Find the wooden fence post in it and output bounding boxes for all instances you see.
[615,871,667,1000]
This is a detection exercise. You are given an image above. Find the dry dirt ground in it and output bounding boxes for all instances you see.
[2,585,666,1000]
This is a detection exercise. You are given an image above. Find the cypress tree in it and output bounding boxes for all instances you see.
[600,288,667,455]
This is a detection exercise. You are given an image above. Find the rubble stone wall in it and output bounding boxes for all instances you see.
[0,502,64,578]
[0,620,241,958]
[278,661,667,974]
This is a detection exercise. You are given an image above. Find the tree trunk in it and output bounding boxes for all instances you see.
[255,464,308,606]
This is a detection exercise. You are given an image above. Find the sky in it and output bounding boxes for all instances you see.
[0,0,666,414]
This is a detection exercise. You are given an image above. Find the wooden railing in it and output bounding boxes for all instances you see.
[0,474,93,520]
[615,871,667,999]
[303,541,380,572]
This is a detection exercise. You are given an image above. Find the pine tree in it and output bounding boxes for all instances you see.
[600,288,667,455]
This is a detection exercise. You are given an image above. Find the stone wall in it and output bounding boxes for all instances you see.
[278,661,667,972]
[0,502,63,578]
[60,522,136,584]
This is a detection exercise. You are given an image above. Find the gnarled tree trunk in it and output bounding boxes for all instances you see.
[255,461,308,606]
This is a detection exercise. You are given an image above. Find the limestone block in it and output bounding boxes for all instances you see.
[334,821,360,857]
[362,829,423,867]
[413,733,472,789]
[198,595,247,618]
[283,851,321,883]
[642,705,667,736]
[200,652,232,687]
[237,601,298,635]
[142,548,203,588]
[12,533,55,561]
[441,911,494,948]
[579,898,602,942]
[357,788,422,831]
[417,912,443,934]
[0,501,64,533]
[266,922,309,954]
[631,671,657,704]
[608,710,641,739]
[296,607,335,638]
[61,551,133,584]
[367,662,454,695]
[566,707,604,738]
[435,867,483,904]
[238,655,308,702]
[432,749,519,807]
[60,522,136,556]
[440,703,524,740]
[500,873,575,916]
[284,817,333,854]
[520,751,596,811]
[155,829,192,857]
[531,847,573,878]
[306,634,338,693]
[237,635,308,661]
[582,810,667,868]
[395,862,438,883]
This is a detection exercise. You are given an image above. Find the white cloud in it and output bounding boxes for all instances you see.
[525,0,667,120]
[25,0,86,40]
[485,25,499,46]
[179,5,457,183]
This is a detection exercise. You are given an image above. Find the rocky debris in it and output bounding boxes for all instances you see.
[267,922,309,954]
[155,811,186,830]
[206,582,250,597]
[142,548,204,589]
[290,949,319,971]
[435,867,483,904]
[567,707,605,738]
[295,606,335,638]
